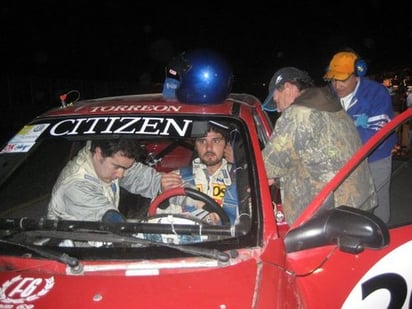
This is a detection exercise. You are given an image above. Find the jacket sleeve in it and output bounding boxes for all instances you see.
[356,81,394,143]
[262,107,301,178]
[120,162,162,199]
[59,180,117,221]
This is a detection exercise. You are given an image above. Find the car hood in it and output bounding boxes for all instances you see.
[0,258,259,308]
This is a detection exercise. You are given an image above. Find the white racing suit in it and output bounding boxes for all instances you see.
[47,142,161,221]
[165,158,239,224]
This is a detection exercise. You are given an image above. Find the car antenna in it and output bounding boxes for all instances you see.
[59,90,81,108]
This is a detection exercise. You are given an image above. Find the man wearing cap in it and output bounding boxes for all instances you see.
[324,50,397,223]
[262,67,376,226]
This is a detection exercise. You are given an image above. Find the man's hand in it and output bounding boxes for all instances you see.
[224,143,234,163]
[354,113,368,128]
[160,172,182,192]
[268,177,280,188]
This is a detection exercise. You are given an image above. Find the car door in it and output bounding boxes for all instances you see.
[286,108,412,308]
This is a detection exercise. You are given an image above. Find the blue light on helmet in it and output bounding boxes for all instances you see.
[164,49,233,104]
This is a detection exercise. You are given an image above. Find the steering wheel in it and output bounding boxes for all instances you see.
[148,187,230,225]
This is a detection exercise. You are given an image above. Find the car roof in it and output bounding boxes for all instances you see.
[35,93,264,119]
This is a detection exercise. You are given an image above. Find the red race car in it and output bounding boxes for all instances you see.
[0,50,411,308]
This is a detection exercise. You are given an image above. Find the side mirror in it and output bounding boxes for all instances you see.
[285,206,389,254]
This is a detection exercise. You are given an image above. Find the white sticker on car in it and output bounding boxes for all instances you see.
[1,124,50,153]
[0,275,55,305]
[342,240,412,308]
[48,117,192,137]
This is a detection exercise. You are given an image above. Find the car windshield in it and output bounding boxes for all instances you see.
[0,115,259,258]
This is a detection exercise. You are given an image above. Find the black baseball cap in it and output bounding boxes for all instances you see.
[262,67,313,112]
[269,67,313,93]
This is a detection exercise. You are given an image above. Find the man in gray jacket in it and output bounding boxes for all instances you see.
[47,139,182,221]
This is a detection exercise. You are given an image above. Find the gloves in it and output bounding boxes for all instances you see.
[102,209,125,223]
[354,114,368,128]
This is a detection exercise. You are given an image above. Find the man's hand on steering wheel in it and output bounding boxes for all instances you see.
[160,172,182,192]
[148,187,230,225]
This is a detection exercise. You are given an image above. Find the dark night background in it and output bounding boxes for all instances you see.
[1,0,411,143]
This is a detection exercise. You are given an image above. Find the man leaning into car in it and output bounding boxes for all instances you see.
[47,139,182,222]
[262,67,377,226]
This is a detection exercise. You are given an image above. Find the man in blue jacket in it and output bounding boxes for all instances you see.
[324,50,397,223]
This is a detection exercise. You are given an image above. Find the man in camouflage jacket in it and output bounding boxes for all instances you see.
[262,67,377,225]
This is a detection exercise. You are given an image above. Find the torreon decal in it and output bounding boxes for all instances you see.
[48,117,192,137]
[0,275,55,307]
[88,104,183,113]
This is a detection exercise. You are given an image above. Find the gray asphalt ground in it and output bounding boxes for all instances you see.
[389,154,412,227]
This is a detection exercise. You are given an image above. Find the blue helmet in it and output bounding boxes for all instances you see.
[164,49,233,104]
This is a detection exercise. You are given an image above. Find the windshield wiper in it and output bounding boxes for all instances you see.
[0,217,233,236]
[0,239,81,272]
[19,230,231,263]
[0,218,232,262]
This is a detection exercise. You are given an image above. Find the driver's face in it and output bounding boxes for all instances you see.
[195,131,227,168]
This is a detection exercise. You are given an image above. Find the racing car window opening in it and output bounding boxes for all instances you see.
[0,114,262,251]
[0,138,74,219]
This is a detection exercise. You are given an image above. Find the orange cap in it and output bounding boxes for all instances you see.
[324,52,358,80]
